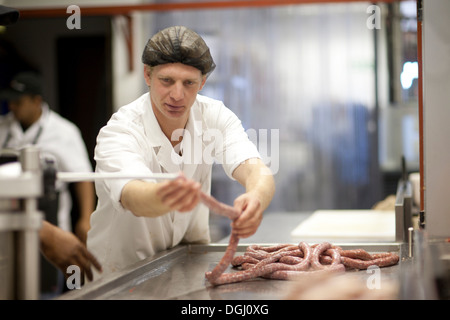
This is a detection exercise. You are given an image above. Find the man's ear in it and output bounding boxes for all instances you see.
[199,75,207,91]
[143,65,152,87]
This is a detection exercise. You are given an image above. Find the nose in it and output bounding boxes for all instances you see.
[169,82,184,101]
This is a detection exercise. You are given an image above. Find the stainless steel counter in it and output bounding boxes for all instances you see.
[57,242,406,300]
[57,212,414,300]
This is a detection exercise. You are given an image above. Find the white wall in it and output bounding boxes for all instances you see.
[2,0,151,112]
[111,13,149,111]
[1,16,111,112]
[423,0,450,238]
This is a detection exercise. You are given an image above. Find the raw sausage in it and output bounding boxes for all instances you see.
[200,192,241,284]
[200,193,399,286]
[209,242,312,285]
[334,247,373,261]
[199,191,240,220]
[310,242,342,270]
[205,233,239,282]
[340,253,399,270]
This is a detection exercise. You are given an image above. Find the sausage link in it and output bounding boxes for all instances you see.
[201,191,401,286]
[231,255,259,267]
[371,252,395,259]
[209,242,312,285]
[265,263,346,280]
[205,233,239,282]
[200,192,242,283]
[199,192,240,220]
[338,248,373,261]
[209,241,399,285]
[311,242,342,270]
[341,253,399,270]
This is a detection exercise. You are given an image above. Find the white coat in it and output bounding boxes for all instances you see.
[0,103,93,231]
[87,93,260,276]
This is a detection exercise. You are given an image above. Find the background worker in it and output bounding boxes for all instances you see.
[0,70,101,292]
[0,71,95,242]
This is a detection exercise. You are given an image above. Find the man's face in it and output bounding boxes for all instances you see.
[144,63,206,128]
[8,95,41,128]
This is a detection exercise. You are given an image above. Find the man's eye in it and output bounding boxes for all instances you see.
[185,80,197,86]
[159,78,172,84]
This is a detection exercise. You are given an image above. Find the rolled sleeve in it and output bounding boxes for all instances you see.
[94,117,155,212]
[211,105,261,180]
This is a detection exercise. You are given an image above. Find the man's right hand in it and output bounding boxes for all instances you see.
[121,173,201,217]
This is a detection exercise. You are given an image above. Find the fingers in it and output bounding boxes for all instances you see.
[71,248,102,282]
[231,216,261,238]
[82,250,102,281]
[156,175,201,212]
[231,198,262,238]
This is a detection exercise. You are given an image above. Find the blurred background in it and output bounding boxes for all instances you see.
[0,0,419,238]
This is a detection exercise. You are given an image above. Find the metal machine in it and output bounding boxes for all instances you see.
[0,147,43,300]
[0,146,176,299]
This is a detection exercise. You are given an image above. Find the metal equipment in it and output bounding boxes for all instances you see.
[0,147,43,299]
[0,145,177,299]
[395,178,413,243]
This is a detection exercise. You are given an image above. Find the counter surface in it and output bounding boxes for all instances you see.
[219,211,312,244]
[58,212,409,300]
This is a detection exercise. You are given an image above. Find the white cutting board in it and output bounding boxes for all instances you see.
[290,210,395,242]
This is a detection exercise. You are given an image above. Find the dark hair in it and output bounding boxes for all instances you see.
[142,26,216,77]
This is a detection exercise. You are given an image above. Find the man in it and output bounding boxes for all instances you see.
[0,72,95,241]
[0,6,101,288]
[0,71,101,283]
[87,26,275,276]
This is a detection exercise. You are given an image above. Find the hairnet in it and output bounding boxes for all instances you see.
[142,26,216,77]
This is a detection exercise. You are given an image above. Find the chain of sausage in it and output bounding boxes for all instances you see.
[199,192,399,286]
[200,192,241,284]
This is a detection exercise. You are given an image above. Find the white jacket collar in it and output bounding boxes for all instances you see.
[142,93,204,179]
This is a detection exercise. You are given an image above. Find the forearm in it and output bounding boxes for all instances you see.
[121,175,202,217]
[120,180,171,217]
[230,158,275,238]
[39,220,56,251]
[74,181,95,221]
[233,158,275,211]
